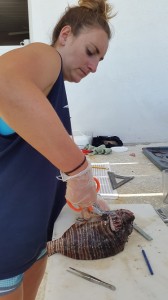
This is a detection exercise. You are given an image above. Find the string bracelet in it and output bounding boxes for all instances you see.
[64,156,86,175]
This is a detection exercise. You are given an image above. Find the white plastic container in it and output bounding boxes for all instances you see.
[72,130,92,149]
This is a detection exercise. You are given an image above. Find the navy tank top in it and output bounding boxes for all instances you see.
[0,67,72,279]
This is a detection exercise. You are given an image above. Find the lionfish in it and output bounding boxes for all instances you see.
[47,208,135,260]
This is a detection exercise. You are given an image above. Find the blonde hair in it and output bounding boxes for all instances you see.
[78,0,113,21]
[51,0,115,46]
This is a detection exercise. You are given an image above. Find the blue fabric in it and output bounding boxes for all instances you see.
[0,248,47,295]
[0,118,15,135]
[0,66,72,279]
[0,274,23,296]
[0,274,23,289]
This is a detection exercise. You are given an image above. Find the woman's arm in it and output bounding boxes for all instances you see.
[0,43,86,173]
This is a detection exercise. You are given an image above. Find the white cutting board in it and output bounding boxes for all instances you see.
[44,204,168,300]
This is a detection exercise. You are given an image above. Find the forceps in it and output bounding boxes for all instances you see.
[67,267,116,291]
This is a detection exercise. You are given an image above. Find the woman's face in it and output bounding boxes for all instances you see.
[56,26,109,83]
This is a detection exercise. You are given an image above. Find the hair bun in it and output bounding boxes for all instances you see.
[78,0,114,21]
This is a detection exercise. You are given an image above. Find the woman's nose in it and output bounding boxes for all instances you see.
[88,58,99,73]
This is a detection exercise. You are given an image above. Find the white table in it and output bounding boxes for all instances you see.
[44,204,168,300]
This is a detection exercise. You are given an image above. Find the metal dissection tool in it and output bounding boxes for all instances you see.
[156,206,168,223]
[107,171,134,189]
[133,223,153,241]
[67,267,116,291]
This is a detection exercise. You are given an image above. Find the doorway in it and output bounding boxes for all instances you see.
[0,0,29,46]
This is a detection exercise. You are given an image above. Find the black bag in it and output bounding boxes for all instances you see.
[92,136,123,148]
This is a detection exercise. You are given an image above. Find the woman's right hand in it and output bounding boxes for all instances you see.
[65,163,97,208]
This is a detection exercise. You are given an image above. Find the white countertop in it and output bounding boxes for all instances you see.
[36,143,168,300]
[44,203,168,300]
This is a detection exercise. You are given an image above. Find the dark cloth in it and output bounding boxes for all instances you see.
[0,67,71,279]
[92,136,123,148]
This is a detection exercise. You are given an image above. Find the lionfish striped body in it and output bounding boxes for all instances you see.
[47,209,135,260]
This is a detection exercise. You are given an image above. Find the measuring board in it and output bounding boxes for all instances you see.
[91,163,118,199]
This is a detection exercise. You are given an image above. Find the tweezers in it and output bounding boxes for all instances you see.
[67,267,116,291]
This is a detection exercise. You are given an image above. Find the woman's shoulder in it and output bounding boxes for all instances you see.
[1,42,61,72]
[23,42,61,64]
[26,42,56,52]
[25,43,62,88]
[26,42,61,78]
[0,42,62,93]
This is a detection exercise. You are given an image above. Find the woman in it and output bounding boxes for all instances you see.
[0,0,115,299]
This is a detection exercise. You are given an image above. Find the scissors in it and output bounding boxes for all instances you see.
[81,149,93,155]
[66,177,100,212]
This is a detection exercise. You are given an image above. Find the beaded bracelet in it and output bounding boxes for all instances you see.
[64,156,86,175]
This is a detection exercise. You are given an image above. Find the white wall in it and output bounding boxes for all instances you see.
[1,0,168,143]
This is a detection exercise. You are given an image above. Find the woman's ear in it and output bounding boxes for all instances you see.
[58,25,72,46]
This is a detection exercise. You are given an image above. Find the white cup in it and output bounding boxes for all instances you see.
[83,131,93,145]
[162,169,168,203]
[72,130,93,149]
